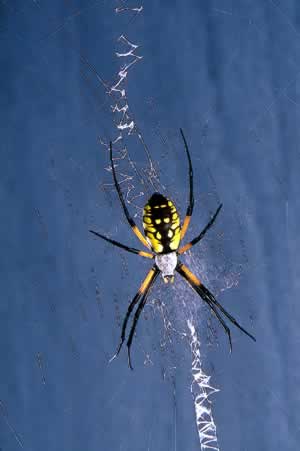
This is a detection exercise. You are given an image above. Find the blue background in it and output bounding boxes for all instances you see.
[0,1,299,450]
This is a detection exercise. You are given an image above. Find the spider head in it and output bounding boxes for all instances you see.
[155,252,177,284]
[163,275,175,284]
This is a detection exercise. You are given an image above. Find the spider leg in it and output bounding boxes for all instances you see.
[126,267,160,370]
[197,286,232,352]
[178,204,222,254]
[89,230,154,259]
[111,266,159,366]
[109,141,151,250]
[176,262,256,346]
[180,128,194,240]
[127,298,147,370]
[199,282,256,342]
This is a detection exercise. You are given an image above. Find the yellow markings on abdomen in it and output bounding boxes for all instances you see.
[143,193,181,254]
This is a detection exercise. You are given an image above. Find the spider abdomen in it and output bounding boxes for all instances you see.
[143,192,181,254]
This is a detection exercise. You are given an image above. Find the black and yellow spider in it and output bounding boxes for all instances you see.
[90,129,256,369]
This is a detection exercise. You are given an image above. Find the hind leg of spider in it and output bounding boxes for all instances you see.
[89,230,154,259]
[126,267,160,370]
[109,141,151,250]
[110,266,159,364]
[180,129,194,240]
[176,262,256,345]
[178,204,223,254]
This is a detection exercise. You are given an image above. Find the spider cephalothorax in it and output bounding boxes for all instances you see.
[155,252,177,283]
[90,129,256,369]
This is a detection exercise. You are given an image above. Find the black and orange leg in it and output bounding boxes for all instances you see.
[199,282,256,342]
[89,230,154,259]
[111,265,159,368]
[176,262,256,348]
[126,267,160,369]
[109,141,151,249]
[204,293,233,351]
[180,129,194,240]
[178,204,223,254]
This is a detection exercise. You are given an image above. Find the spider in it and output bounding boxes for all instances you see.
[90,129,256,369]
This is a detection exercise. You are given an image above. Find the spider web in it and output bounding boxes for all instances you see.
[187,320,220,451]
[74,1,249,448]
[79,2,256,450]
[99,4,222,450]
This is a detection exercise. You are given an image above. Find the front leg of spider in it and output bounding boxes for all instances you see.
[112,266,159,370]
[126,293,149,370]
[198,286,233,352]
[176,262,256,349]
